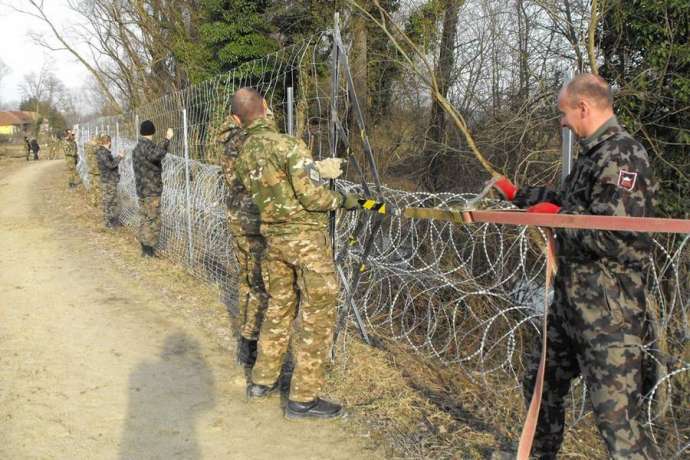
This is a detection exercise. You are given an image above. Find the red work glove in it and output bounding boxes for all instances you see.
[527,202,561,213]
[492,177,518,201]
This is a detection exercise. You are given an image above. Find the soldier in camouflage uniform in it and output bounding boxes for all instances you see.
[232,88,360,420]
[493,74,658,459]
[85,136,101,207]
[215,115,268,367]
[48,136,58,160]
[132,120,173,257]
[96,134,124,228]
[63,129,80,188]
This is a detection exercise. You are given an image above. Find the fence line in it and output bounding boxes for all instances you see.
[73,30,689,457]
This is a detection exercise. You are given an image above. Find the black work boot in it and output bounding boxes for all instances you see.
[285,398,344,420]
[237,337,258,368]
[141,244,155,257]
[109,217,122,228]
[246,382,278,400]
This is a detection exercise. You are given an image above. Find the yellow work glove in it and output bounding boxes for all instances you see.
[315,158,345,179]
[341,193,361,210]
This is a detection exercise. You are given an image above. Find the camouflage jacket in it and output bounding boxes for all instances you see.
[96,146,121,184]
[64,140,77,158]
[215,117,261,237]
[132,137,170,198]
[85,141,100,176]
[235,117,344,236]
[514,116,658,269]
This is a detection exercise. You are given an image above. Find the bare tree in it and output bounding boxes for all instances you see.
[0,57,10,103]
[9,0,124,112]
[426,0,462,190]
[19,62,51,110]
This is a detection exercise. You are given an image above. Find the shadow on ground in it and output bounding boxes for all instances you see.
[119,332,215,459]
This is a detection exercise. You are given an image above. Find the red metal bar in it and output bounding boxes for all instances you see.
[468,210,690,233]
[403,208,690,233]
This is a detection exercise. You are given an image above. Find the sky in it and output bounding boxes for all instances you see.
[0,0,88,109]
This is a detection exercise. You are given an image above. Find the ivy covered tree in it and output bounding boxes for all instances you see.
[175,0,279,84]
[19,98,67,136]
[600,0,690,217]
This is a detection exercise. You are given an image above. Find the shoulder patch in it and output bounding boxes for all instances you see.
[617,170,637,191]
[306,162,320,182]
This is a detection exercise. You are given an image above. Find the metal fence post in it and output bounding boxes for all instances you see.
[287,86,294,136]
[182,108,194,265]
[561,68,574,182]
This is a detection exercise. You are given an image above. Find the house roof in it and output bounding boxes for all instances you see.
[0,111,38,126]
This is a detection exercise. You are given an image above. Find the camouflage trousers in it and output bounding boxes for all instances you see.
[251,230,339,402]
[137,195,162,247]
[523,261,657,460]
[100,180,120,225]
[65,157,80,187]
[88,176,102,208]
[232,233,268,340]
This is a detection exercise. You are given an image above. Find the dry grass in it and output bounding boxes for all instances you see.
[327,334,606,459]
[0,143,29,160]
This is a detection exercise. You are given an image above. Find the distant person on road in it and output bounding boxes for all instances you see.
[132,120,173,257]
[63,129,80,188]
[24,137,31,161]
[48,135,59,160]
[96,134,124,228]
[29,138,40,161]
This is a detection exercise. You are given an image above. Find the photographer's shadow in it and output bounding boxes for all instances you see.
[119,332,215,460]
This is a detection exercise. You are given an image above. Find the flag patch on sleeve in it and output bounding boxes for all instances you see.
[617,170,637,191]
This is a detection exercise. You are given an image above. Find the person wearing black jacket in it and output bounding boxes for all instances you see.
[132,120,173,257]
[29,138,40,160]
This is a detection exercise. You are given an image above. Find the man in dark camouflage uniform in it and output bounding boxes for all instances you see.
[215,115,268,367]
[132,120,173,257]
[493,73,658,459]
[233,88,360,420]
[96,134,124,228]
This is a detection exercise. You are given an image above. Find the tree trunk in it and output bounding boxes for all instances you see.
[427,0,461,191]
[349,9,369,169]
[517,0,529,101]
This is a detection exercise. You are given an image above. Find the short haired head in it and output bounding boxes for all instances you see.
[231,88,267,126]
[561,73,613,109]
[140,120,156,136]
[99,134,112,145]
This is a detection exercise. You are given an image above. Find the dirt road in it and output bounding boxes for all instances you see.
[0,160,380,459]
